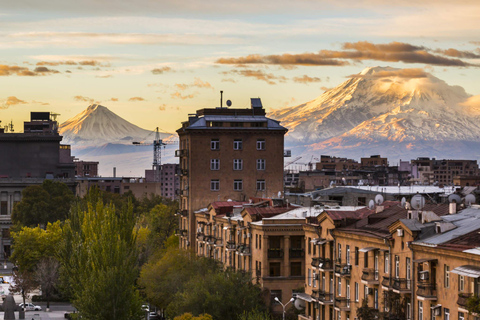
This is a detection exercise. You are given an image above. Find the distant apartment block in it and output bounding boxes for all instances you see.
[74,160,99,177]
[176,98,288,249]
[145,163,180,200]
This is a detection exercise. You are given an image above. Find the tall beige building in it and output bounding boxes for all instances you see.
[176,98,288,249]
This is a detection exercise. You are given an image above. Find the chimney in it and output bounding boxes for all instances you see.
[449,202,457,214]
[375,206,384,213]
[113,167,116,178]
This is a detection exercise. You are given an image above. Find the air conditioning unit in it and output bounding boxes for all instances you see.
[397,229,404,237]
[419,271,429,281]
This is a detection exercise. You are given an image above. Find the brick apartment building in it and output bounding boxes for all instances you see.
[176,98,288,249]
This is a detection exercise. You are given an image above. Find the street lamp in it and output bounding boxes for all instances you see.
[274,297,295,320]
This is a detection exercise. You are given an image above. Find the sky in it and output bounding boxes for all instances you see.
[1,0,480,134]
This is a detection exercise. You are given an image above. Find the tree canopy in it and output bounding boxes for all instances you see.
[11,180,74,227]
[59,195,142,320]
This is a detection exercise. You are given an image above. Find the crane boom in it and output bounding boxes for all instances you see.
[284,156,302,168]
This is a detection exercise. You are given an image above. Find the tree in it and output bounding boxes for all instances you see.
[174,313,213,320]
[237,309,273,320]
[10,221,62,272]
[356,299,379,320]
[59,196,142,320]
[12,180,74,227]
[35,257,60,309]
[9,269,38,306]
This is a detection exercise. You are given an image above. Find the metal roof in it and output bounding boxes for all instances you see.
[451,265,480,278]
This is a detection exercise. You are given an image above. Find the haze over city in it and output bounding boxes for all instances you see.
[1,0,480,134]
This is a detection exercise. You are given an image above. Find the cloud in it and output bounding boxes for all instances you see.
[31,100,50,106]
[459,95,480,114]
[222,69,287,85]
[151,67,173,74]
[171,92,197,100]
[2,96,27,108]
[321,86,332,91]
[35,59,109,67]
[293,75,322,84]
[128,97,145,101]
[74,95,94,103]
[159,104,166,111]
[216,41,479,68]
[350,68,429,79]
[435,48,480,59]
[96,75,113,78]
[174,77,213,91]
[0,64,61,76]
[110,98,118,102]
[221,78,237,83]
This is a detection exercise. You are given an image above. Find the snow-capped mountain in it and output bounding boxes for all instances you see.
[59,104,172,146]
[59,104,177,177]
[270,66,480,162]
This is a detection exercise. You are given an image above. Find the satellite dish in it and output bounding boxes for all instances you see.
[401,197,406,208]
[226,100,232,107]
[465,194,476,206]
[368,200,375,210]
[375,194,384,205]
[294,297,305,310]
[278,191,282,198]
[411,194,425,210]
[448,194,462,204]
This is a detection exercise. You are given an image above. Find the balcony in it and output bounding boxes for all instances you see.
[237,244,251,256]
[382,276,391,288]
[457,293,472,308]
[335,264,352,277]
[335,297,351,311]
[289,248,304,259]
[416,282,437,300]
[311,257,333,271]
[196,233,204,241]
[181,169,188,176]
[268,248,284,259]
[226,240,236,250]
[213,238,223,247]
[205,236,215,245]
[361,268,379,285]
[178,210,188,217]
[392,278,411,293]
[312,290,333,305]
[175,149,188,157]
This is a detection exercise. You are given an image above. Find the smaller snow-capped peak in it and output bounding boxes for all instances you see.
[59,104,172,146]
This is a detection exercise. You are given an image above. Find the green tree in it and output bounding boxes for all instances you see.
[12,180,74,227]
[466,294,480,314]
[10,222,62,272]
[237,309,273,320]
[356,299,378,320]
[59,196,142,320]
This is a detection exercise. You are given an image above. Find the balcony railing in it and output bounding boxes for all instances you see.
[311,257,333,271]
[196,233,204,241]
[382,276,391,287]
[289,248,304,258]
[312,290,333,304]
[361,269,379,284]
[237,245,251,256]
[335,297,351,311]
[392,278,411,292]
[335,264,352,277]
[268,248,284,259]
[175,149,188,157]
[226,240,236,250]
[416,282,437,299]
[457,293,472,308]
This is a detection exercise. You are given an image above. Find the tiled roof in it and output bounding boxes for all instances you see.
[243,206,295,220]
[210,201,247,215]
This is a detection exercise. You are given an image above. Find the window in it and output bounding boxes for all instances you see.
[407,303,411,320]
[233,180,243,191]
[355,247,359,266]
[233,159,243,170]
[338,278,342,296]
[395,255,400,278]
[444,308,450,320]
[459,275,465,291]
[364,252,369,268]
[445,265,450,288]
[459,312,465,320]
[270,263,281,277]
[384,252,389,274]
[338,244,342,263]
[233,139,242,150]
[291,262,302,276]
[346,245,350,265]
[308,238,311,255]
[210,180,219,191]
[364,285,368,299]
[308,269,312,286]
[270,290,282,305]
[418,301,423,320]
[211,139,220,150]
[256,139,266,150]
[355,282,359,302]
[256,180,266,191]
[257,159,266,170]
[210,159,220,170]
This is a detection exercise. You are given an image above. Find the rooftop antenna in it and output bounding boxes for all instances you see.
[220,90,223,108]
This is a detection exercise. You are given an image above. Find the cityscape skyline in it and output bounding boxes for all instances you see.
[1,0,480,134]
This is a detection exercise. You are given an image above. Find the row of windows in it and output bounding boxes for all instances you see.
[210,179,265,191]
[210,159,266,170]
[211,139,266,151]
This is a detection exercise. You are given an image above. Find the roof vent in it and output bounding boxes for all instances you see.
[251,98,263,109]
